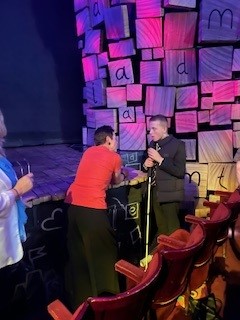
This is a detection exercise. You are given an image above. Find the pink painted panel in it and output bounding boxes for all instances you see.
[82,55,99,82]
[234,80,240,96]
[231,104,240,120]
[164,12,198,49]
[200,81,213,94]
[198,110,210,123]
[175,111,198,133]
[233,122,240,131]
[127,84,142,101]
[153,47,165,59]
[201,97,213,110]
[233,131,240,148]
[213,81,235,103]
[106,87,127,108]
[108,58,134,86]
[119,106,135,123]
[136,18,163,49]
[136,0,164,18]
[198,130,233,163]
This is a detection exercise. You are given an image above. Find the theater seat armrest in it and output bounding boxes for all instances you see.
[73,301,90,319]
[157,234,187,249]
[115,259,144,284]
[203,201,219,209]
[47,299,72,320]
[185,214,206,225]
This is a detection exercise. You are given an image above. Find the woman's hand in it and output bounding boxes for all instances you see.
[14,173,34,196]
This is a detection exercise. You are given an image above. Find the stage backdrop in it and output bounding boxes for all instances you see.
[0,0,83,146]
[76,0,240,199]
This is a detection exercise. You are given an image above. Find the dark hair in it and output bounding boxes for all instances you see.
[149,114,168,124]
[94,125,114,146]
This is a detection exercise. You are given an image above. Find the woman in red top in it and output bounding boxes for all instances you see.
[65,125,127,311]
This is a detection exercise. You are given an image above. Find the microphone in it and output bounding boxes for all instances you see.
[147,167,152,178]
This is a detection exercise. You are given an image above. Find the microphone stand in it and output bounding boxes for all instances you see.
[144,167,152,271]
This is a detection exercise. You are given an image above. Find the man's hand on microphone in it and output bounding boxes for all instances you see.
[148,148,164,165]
[143,157,154,169]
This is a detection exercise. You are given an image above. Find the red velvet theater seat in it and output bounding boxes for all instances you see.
[48,250,163,320]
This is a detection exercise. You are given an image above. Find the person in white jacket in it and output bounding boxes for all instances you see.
[0,110,34,269]
[0,109,34,318]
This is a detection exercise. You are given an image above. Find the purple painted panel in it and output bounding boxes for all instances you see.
[84,29,102,54]
[163,49,197,86]
[163,0,196,8]
[108,38,136,58]
[104,5,130,40]
[141,49,153,60]
[175,111,198,133]
[199,0,240,43]
[140,61,161,84]
[198,46,233,81]
[89,0,109,27]
[210,105,232,126]
[76,8,91,36]
[74,0,88,12]
[145,86,176,116]
[232,49,240,71]
[176,85,198,109]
